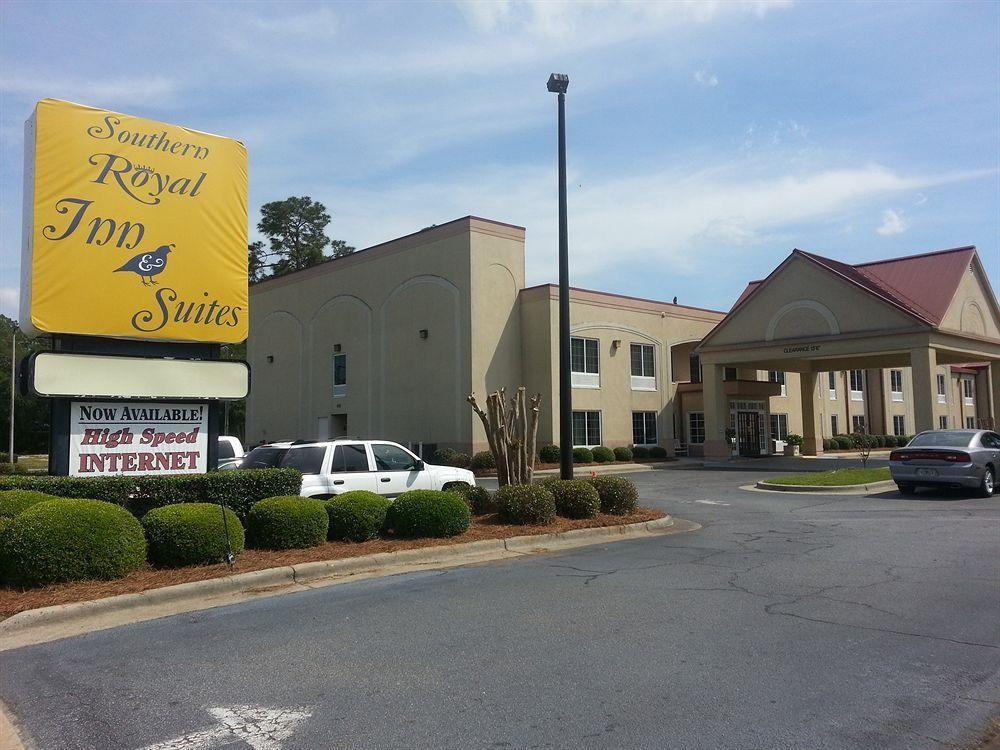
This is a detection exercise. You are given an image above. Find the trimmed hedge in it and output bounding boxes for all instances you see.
[572,447,594,464]
[470,451,496,472]
[587,476,639,515]
[613,447,634,462]
[833,435,853,450]
[592,446,615,463]
[539,444,561,463]
[247,496,328,550]
[142,503,245,567]
[0,489,60,518]
[649,446,667,459]
[325,491,392,542]
[547,479,600,519]
[0,469,302,521]
[496,484,556,525]
[387,490,471,538]
[433,448,472,469]
[449,484,495,515]
[883,435,897,448]
[2,499,147,587]
[632,446,650,459]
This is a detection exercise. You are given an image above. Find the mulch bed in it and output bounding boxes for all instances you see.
[475,458,675,477]
[0,508,664,620]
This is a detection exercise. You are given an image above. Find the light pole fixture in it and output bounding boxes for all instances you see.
[547,72,572,480]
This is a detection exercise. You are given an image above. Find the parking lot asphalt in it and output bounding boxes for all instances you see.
[1,466,997,750]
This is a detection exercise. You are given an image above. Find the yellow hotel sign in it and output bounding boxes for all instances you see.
[21,99,248,343]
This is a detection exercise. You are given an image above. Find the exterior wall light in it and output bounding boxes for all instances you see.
[333,344,342,352]
[612,339,622,350]
[266,355,274,363]
[419,329,429,339]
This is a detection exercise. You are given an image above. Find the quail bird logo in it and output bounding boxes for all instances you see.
[115,243,173,285]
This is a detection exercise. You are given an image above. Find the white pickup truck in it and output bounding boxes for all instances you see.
[266,439,476,498]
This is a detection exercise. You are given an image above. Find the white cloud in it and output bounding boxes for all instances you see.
[0,74,178,108]
[694,70,719,87]
[875,208,908,236]
[0,287,19,319]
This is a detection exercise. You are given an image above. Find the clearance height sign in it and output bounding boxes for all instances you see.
[70,401,208,476]
[21,99,248,343]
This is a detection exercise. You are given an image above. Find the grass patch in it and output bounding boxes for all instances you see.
[766,467,891,486]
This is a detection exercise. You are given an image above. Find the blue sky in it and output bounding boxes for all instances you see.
[1,0,998,320]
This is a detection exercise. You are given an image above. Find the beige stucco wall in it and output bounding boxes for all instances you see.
[940,263,1000,340]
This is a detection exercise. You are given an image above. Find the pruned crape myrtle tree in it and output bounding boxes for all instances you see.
[852,427,874,469]
[467,388,542,487]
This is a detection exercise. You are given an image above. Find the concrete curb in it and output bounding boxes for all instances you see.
[755,479,897,493]
[0,516,688,650]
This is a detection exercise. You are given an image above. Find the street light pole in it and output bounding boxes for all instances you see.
[547,73,572,480]
[8,328,15,465]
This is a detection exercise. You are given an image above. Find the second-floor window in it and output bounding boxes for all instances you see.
[850,370,864,401]
[828,371,837,400]
[571,337,600,388]
[769,371,787,397]
[890,370,903,402]
[630,343,656,390]
[963,378,975,405]
[333,353,347,398]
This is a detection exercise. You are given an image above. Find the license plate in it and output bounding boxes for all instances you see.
[916,468,938,477]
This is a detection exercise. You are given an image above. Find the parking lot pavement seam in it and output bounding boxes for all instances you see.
[0,514,694,652]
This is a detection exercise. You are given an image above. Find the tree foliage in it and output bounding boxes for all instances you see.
[253,196,355,280]
[248,241,268,284]
[0,316,51,455]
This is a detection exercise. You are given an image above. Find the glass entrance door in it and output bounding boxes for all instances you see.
[737,411,761,457]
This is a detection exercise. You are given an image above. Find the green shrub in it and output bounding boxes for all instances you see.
[0,489,60,518]
[587,476,639,515]
[3,499,147,587]
[246,496,328,550]
[834,435,853,450]
[547,479,600,519]
[449,484,495,515]
[433,448,472,469]
[0,469,302,521]
[325,491,392,542]
[899,435,912,447]
[873,435,886,448]
[591,446,614,463]
[470,451,496,472]
[539,444,560,463]
[496,484,556,525]
[785,434,804,447]
[632,446,650,459]
[572,447,594,464]
[387,490,471,538]
[649,446,667,459]
[142,503,245,567]
[822,439,834,451]
[613,447,634,462]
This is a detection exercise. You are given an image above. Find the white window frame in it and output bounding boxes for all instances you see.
[850,370,864,402]
[852,414,866,433]
[892,415,905,436]
[937,373,947,404]
[966,416,976,429]
[769,371,787,397]
[769,413,789,441]
[890,370,903,402]
[938,416,948,430]
[572,410,602,447]
[632,411,658,446]
[830,414,839,436]
[828,371,837,400]
[571,337,600,389]
[332,353,347,398]
[963,378,974,406]
[688,411,705,445]
[630,343,656,391]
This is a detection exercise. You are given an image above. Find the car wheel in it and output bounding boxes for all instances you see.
[897,484,916,495]
[976,467,995,498]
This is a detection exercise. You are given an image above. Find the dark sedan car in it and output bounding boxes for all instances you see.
[889,429,1000,497]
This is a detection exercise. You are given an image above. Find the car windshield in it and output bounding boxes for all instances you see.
[241,446,288,469]
[907,431,973,448]
[280,446,326,475]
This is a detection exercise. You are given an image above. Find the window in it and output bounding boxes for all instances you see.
[630,343,656,390]
[572,411,602,446]
[333,353,347,398]
[852,415,866,433]
[966,416,976,429]
[724,367,738,381]
[850,370,864,401]
[939,416,948,430]
[688,412,705,444]
[689,353,702,384]
[332,444,370,472]
[830,414,839,436]
[371,443,420,472]
[768,371,787,397]
[571,337,600,388]
[937,374,947,404]
[770,413,789,441]
[632,412,657,446]
[890,370,903,402]
[893,415,905,436]
[280,446,327,475]
[963,378,974,405]
[828,371,837,400]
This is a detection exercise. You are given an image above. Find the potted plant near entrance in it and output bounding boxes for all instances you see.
[783,434,803,456]
[725,427,738,456]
